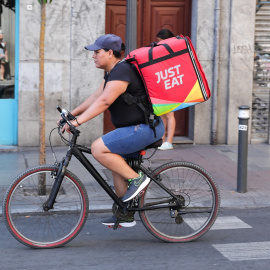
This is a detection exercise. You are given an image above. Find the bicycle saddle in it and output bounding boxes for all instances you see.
[144,138,163,150]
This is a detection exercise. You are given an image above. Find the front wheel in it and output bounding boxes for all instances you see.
[3,165,89,248]
[139,162,220,242]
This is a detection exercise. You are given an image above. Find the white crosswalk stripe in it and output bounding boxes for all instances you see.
[184,216,252,231]
[210,216,252,230]
[213,242,270,261]
[210,216,270,262]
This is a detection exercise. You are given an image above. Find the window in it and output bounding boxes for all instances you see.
[0,1,15,99]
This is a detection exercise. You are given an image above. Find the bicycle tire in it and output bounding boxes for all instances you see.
[3,165,89,249]
[139,161,220,242]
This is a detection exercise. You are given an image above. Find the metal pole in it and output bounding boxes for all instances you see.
[125,0,137,56]
[211,0,221,145]
[237,105,250,193]
[268,91,270,144]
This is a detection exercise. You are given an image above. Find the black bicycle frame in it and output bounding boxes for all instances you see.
[72,145,126,210]
[46,130,183,212]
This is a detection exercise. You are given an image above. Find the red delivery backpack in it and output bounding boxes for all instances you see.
[125,35,211,116]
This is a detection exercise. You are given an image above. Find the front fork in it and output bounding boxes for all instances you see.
[43,150,72,211]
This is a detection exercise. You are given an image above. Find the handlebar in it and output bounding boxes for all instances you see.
[57,106,78,134]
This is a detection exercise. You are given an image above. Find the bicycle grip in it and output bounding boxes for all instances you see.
[57,106,62,113]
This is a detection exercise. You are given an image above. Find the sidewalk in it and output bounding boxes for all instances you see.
[1,143,270,212]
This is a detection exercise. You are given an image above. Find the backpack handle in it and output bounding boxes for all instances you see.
[148,43,174,61]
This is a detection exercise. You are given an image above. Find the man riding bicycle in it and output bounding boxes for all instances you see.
[61,34,165,227]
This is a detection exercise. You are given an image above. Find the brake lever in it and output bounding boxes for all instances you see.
[57,106,77,134]
[59,119,66,126]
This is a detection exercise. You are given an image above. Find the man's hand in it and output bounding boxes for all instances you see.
[61,120,79,134]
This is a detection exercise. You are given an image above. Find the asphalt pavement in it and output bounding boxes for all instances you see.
[1,142,270,212]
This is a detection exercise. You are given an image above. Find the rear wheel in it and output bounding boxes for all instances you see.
[139,162,220,242]
[3,165,89,248]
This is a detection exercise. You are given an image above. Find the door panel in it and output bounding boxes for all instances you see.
[0,0,18,145]
[0,100,16,144]
[105,0,191,136]
[142,0,191,46]
[104,1,128,134]
[106,3,126,40]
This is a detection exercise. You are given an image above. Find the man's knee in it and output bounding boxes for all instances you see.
[91,137,109,160]
[91,140,99,158]
[91,139,101,159]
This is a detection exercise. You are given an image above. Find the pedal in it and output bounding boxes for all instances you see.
[108,225,122,229]
[170,209,177,218]
[112,219,120,230]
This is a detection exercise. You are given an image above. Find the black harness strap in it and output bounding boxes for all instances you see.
[122,92,160,138]
[122,92,149,125]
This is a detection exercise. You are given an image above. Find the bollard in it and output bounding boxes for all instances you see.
[237,105,250,193]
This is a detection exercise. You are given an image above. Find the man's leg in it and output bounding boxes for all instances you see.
[92,137,150,202]
[111,171,127,198]
[91,137,139,185]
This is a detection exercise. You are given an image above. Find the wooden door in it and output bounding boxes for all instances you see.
[104,1,128,133]
[105,0,192,136]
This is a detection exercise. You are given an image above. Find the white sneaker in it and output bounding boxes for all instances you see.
[158,142,173,150]
[102,215,136,227]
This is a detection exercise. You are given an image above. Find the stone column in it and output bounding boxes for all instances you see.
[227,0,256,144]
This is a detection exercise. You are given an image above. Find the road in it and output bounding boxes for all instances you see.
[1,207,270,270]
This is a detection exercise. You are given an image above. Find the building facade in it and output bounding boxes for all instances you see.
[0,0,260,146]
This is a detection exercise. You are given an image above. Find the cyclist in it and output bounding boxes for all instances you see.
[61,34,165,227]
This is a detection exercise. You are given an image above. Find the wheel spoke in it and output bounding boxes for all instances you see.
[139,162,220,242]
[3,165,89,248]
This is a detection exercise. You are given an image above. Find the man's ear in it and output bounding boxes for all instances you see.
[108,49,114,58]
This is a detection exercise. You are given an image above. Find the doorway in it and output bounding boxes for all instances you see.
[0,0,18,145]
[104,0,192,136]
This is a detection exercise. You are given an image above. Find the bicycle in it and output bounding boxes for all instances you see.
[3,107,220,249]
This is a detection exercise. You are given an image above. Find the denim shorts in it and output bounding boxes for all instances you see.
[102,119,165,158]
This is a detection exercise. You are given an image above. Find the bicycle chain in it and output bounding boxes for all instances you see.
[112,202,135,220]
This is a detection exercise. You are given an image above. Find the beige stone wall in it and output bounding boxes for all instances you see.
[226,0,256,144]
[191,0,256,144]
[191,0,215,144]
[18,0,105,146]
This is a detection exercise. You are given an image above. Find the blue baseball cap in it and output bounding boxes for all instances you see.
[85,34,122,52]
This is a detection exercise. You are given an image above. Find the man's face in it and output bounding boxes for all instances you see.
[92,49,111,69]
